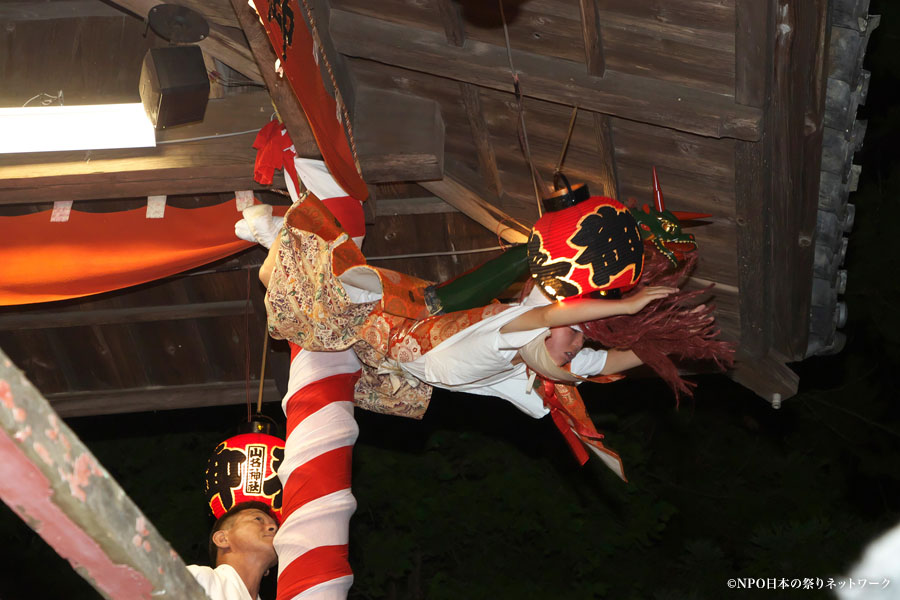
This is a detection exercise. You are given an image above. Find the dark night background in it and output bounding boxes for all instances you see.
[3,2,900,598]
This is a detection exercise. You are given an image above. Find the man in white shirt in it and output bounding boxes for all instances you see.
[188,501,279,600]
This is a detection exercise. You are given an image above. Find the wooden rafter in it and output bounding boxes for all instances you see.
[45,380,281,418]
[421,175,530,244]
[578,0,606,77]
[436,0,465,47]
[592,112,619,199]
[0,350,208,599]
[329,9,763,141]
[0,91,287,204]
[728,351,799,407]
[459,84,503,198]
[105,0,262,82]
[0,301,250,330]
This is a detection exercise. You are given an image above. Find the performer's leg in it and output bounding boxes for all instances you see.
[274,346,361,600]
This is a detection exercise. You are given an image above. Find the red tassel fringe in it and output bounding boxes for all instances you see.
[580,244,735,403]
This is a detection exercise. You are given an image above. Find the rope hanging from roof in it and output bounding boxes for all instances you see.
[497,0,548,218]
[555,105,579,178]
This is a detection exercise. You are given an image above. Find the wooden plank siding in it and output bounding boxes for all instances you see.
[0,330,69,393]
[0,0,838,411]
[348,51,741,334]
[0,246,273,400]
[329,9,761,141]
[433,0,736,94]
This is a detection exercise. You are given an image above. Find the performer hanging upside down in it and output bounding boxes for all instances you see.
[256,190,732,480]
[240,127,730,600]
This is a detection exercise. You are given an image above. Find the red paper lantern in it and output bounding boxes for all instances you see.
[527,196,643,300]
[205,424,285,522]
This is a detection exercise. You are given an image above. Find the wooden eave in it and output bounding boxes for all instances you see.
[0,0,868,414]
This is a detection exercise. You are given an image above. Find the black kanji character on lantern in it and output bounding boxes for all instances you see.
[268,0,295,63]
[527,230,580,298]
[262,446,285,511]
[205,443,247,513]
[570,206,642,288]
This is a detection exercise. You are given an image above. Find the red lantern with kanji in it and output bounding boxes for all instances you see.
[527,196,643,300]
[205,421,285,522]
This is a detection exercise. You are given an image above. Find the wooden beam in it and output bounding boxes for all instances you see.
[460,84,503,197]
[0,92,284,204]
[0,144,262,205]
[436,0,465,47]
[353,87,445,182]
[592,112,618,198]
[0,349,208,599]
[768,0,830,360]
[733,0,773,358]
[420,176,530,244]
[0,0,122,20]
[578,0,605,77]
[728,351,799,406]
[229,0,322,159]
[46,380,281,418]
[199,23,265,83]
[735,0,772,107]
[375,196,458,216]
[329,9,763,141]
[734,140,771,358]
[0,301,249,331]
[167,0,240,28]
[105,0,262,82]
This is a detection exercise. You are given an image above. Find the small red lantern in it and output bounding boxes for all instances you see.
[527,196,643,300]
[205,419,285,522]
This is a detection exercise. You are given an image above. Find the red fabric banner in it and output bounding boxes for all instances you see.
[252,0,368,201]
[0,202,286,306]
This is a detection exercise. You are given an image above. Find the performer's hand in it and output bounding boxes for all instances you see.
[625,285,677,314]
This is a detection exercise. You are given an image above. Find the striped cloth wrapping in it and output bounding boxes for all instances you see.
[272,158,369,599]
[274,345,362,600]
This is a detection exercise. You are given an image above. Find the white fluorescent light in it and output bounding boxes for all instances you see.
[0,103,156,153]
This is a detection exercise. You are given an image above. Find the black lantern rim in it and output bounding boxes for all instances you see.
[542,172,591,213]
[238,413,281,437]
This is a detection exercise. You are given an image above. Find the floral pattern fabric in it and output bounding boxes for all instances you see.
[265,195,510,419]
[264,194,628,477]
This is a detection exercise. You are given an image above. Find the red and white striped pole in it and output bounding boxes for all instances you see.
[274,346,361,600]
[270,156,368,600]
